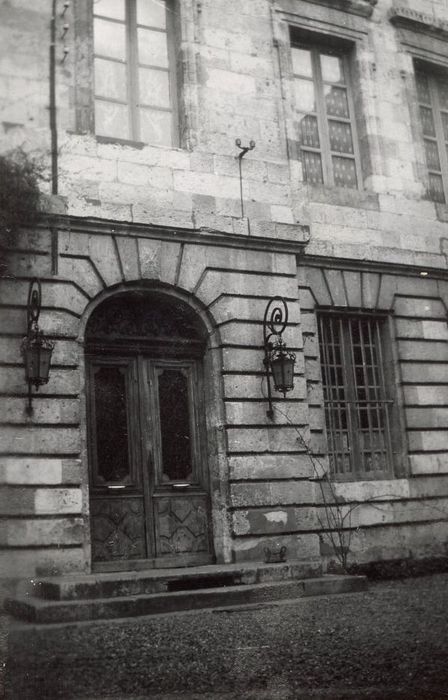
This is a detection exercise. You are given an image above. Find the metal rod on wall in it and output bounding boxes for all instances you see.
[235,138,255,219]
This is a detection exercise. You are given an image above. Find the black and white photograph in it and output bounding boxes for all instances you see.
[1,0,448,698]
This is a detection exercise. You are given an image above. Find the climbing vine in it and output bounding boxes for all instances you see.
[0,149,43,275]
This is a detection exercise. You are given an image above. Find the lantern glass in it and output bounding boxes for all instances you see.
[24,341,53,386]
[271,353,295,396]
[38,346,53,383]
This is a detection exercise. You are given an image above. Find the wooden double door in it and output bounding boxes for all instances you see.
[87,354,213,570]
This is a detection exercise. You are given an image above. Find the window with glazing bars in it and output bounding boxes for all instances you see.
[415,67,448,204]
[93,0,178,145]
[291,41,361,189]
[318,314,394,478]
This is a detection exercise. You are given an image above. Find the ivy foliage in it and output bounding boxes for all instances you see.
[0,149,43,275]
[0,149,42,242]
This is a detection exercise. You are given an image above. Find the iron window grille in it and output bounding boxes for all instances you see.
[318,313,395,479]
[291,39,361,189]
[93,0,178,146]
[415,67,448,204]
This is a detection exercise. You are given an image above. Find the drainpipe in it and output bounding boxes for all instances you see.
[49,0,58,195]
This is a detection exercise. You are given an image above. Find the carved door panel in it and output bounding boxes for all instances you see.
[144,360,213,567]
[88,357,148,564]
[88,356,212,570]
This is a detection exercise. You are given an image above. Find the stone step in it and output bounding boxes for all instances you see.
[5,575,367,625]
[30,560,323,601]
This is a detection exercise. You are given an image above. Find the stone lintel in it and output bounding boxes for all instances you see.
[297,0,376,19]
[389,6,448,43]
[42,214,311,256]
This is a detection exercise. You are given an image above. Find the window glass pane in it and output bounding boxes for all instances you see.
[442,112,448,141]
[332,156,357,188]
[424,139,441,171]
[94,366,130,483]
[302,150,324,185]
[300,114,320,148]
[95,100,130,139]
[158,369,192,482]
[93,0,125,20]
[420,106,436,137]
[416,73,430,104]
[321,54,344,84]
[138,27,169,67]
[139,67,170,108]
[325,86,349,118]
[437,79,448,110]
[94,18,126,60]
[294,79,315,113]
[137,0,167,28]
[329,120,354,154]
[139,107,172,145]
[291,47,312,77]
[319,314,392,477]
[95,58,127,101]
[428,173,445,203]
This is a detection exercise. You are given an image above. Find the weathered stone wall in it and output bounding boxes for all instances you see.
[0,220,313,583]
[299,263,448,565]
[1,0,448,586]
[0,0,447,263]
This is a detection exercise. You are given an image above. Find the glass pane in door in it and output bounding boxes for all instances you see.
[157,368,193,482]
[93,365,131,483]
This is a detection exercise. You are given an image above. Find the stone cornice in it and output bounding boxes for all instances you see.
[302,254,448,279]
[287,0,377,19]
[42,214,311,257]
[389,6,448,42]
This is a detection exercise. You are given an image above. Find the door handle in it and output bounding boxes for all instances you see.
[171,483,190,490]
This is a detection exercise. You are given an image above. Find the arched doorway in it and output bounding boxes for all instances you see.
[85,290,214,571]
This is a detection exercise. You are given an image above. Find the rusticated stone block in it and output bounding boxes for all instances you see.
[0,487,82,515]
[229,454,314,480]
[0,547,87,578]
[232,533,321,562]
[230,480,315,508]
[232,506,319,536]
[0,458,81,486]
[1,517,84,546]
[0,397,80,424]
[1,427,80,454]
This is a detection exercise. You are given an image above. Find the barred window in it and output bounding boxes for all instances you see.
[93,0,178,145]
[318,314,394,479]
[415,67,448,204]
[291,39,361,189]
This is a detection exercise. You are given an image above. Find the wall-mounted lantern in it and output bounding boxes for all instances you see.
[263,296,296,419]
[21,279,54,414]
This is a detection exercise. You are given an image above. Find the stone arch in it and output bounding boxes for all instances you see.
[76,281,230,570]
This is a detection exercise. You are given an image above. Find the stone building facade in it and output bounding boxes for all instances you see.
[1,0,448,593]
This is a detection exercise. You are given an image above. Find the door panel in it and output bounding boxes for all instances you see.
[89,357,149,565]
[90,497,147,562]
[88,354,213,569]
[146,359,213,564]
[154,495,210,559]
[90,360,140,488]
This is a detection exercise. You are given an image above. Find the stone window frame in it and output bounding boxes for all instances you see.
[74,0,198,149]
[92,0,179,146]
[290,32,363,190]
[274,0,373,199]
[390,7,448,214]
[414,65,448,205]
[300,264,409,483]
[317,309,397,481]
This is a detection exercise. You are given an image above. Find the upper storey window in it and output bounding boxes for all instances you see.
[93,0,177,146]
[291,41,361,189]
[415,68,448,204]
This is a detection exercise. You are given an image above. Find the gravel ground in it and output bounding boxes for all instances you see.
[3,573,448,700]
